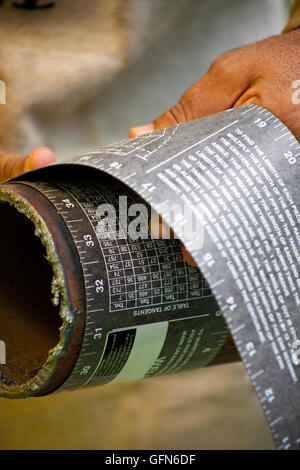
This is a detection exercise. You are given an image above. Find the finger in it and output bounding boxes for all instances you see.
[24,147,56,172]
[232,77,300,139]
[0,150,26,181]
[233,88,262,108]
[0,147,56,182]
[129,124,155,138]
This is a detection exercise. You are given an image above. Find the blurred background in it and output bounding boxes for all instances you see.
[0,0,291,450]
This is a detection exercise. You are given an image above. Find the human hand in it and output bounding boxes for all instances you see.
[130,30,300,265]
[130,30,300,139]
[0,146,56,182]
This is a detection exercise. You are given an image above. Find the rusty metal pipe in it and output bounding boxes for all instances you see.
[0,179,239,398]
[0,182,85,398]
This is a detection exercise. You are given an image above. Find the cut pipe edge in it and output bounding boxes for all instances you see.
[0,185,83,399]
[0,180,240,399]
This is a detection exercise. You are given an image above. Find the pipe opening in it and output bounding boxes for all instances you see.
[0,201,62,387]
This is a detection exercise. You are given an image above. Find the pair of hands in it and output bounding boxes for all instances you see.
[3,31,300,181]
[1,31,299,263]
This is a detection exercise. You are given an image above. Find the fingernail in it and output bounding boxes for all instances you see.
[129,123,155,137]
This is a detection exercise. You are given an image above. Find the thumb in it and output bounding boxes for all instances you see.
[24,147,56,172]
[0,147,56,182]
[130,50,251,137]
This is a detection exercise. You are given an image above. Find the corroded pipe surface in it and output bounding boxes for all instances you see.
[0,177,239,398]
[0,182,85,398]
